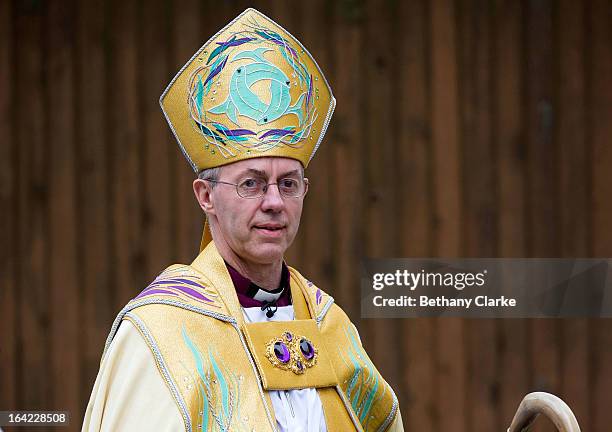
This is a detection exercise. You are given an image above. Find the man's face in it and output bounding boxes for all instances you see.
[204,157,307,265]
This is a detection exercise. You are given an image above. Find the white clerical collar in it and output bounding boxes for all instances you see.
[252,286,284,303]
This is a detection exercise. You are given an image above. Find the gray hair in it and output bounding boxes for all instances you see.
[197,166,222,187]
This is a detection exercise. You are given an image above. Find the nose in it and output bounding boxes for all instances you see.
[260,184,285,212]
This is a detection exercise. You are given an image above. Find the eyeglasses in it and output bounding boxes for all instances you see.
[204,177,308,199]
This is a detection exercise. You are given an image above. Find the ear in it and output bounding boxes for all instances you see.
[193,178,216,215]
[303,177,309,198]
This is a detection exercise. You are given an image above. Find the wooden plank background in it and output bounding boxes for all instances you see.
[1,0,611,431]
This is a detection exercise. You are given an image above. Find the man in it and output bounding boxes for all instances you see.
[82,8,403,431]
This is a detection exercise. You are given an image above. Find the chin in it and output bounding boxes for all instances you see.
[247,243,287,264]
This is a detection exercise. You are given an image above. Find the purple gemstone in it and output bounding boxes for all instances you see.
[300,339,315,360]
[296,360,304,370]
[274,342,290,363]
[284,332,293,342]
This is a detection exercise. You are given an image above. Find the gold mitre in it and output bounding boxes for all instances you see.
[160,8,336,172]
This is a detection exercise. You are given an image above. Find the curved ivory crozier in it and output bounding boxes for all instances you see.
[507,392,581,432]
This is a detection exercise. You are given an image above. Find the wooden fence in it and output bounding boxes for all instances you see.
[1,0,611,431]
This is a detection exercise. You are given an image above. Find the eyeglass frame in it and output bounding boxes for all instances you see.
[203,177,309,199]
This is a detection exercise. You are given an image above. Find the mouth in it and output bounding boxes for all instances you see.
[253,224,286,236]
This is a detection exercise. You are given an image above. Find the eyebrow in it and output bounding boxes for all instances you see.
[240,168,301,178]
